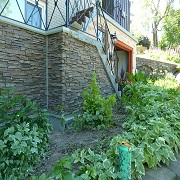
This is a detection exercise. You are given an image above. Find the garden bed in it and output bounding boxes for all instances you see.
[32,112,126,178]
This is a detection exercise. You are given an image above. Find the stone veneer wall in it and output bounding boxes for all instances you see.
[48,31,114,114]
[0,22,46,107]
[136,57,179,73]
[0,19,134,115]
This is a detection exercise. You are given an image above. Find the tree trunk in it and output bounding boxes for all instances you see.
[152,22,158,48]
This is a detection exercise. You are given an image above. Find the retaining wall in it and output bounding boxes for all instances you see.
[136,57,179,73]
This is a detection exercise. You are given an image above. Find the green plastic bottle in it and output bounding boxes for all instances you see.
[119,141,131,180]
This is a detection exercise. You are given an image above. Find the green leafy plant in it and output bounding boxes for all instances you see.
[116,76,180,179]
[0,88,51,180]
[72,148,122,179]
[73,72,116,130]
[50,156,73,180]
[57,105,66,128]
[32,148,122,180]
[127,70,148,84]
[138,36,151,49]
[31,73,180,180]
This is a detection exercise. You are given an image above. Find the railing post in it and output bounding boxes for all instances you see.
[66,0,70,27]
[45,0,48,30]
[96,0,99,41]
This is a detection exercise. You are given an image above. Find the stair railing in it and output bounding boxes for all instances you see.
[96,0,120,81]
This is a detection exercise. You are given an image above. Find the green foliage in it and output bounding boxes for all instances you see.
[0,88,51,180]
[32,148,122,180]
[138,36,151,49]
[160,9,180,50]
[57,105,66,128]
[127,70,148,84]
[141,48,180,64]
[115,77,180,179]
[73,72,116,130]
[50,156,73,180]
[32,73,180,180]
[72,148,122,180]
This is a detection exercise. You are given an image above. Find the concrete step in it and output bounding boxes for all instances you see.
[142,154,180,180]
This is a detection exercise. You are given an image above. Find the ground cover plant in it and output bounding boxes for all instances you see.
[73,72,116,130]
[0,88,51,180]
[32,72,180,180]
[109,72,180,179]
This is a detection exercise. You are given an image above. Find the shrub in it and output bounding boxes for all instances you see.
[138,36,151,49]
[141,48,180,64]
[73,72,116,130]
[32,73,180,180]
[31,148,122,180]
[0,88,51,180]
[116,74,180,179]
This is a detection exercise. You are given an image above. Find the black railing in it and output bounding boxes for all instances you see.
[0,0,130,76]
[102,0,130,31]
[0,0,130,31]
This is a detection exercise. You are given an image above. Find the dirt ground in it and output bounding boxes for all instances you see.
[32,108,127,178]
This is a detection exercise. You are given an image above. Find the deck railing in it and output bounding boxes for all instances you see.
[0,0,130,76]
[0,0,130,31]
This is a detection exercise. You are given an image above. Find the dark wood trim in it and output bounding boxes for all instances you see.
[115,40,133,73]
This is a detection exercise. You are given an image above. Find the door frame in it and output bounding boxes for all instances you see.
[115,40,133,73]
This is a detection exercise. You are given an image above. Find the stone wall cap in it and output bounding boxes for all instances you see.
[137,56,180,66]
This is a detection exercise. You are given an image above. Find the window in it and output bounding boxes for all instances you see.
[0,0,45,29]
[102,0,114,17]
[26,2,42,28]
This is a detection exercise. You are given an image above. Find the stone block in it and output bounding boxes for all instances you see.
[145,166,177,180]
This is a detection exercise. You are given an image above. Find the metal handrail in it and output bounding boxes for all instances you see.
[0,0,130,31]
[97,1,120,76]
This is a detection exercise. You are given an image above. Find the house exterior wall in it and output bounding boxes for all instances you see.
[0,21,46,107]
[47,0,96,29]
[107,20,137,73]
[86,15,137,73]
[0,20,115,115]
[48,30,114,114]
[48,0,67,29]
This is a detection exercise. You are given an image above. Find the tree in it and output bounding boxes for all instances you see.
[138,36,151,49]
[0,0,11,16]
[130,0,174,48]
[159,9,180,50]
[144,0,174,47]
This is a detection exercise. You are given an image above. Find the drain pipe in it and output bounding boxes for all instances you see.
[46,36,49,110]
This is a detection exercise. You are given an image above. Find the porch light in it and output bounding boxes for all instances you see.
[110,32,117,45]
[109,32,117,60]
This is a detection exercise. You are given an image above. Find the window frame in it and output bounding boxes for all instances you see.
[25,0,45,29]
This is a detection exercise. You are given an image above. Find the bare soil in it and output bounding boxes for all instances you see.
[32,108,128,177]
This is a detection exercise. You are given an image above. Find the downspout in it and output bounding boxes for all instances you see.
[46,36,49,110]
[45,0,49,110]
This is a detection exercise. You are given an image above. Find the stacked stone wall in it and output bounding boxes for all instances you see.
[136,57,179,73]
[48,31,114,114]
[0,21,115,115]
[0,22,46,107]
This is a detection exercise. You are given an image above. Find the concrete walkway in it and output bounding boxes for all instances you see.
[142,154,180,180]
